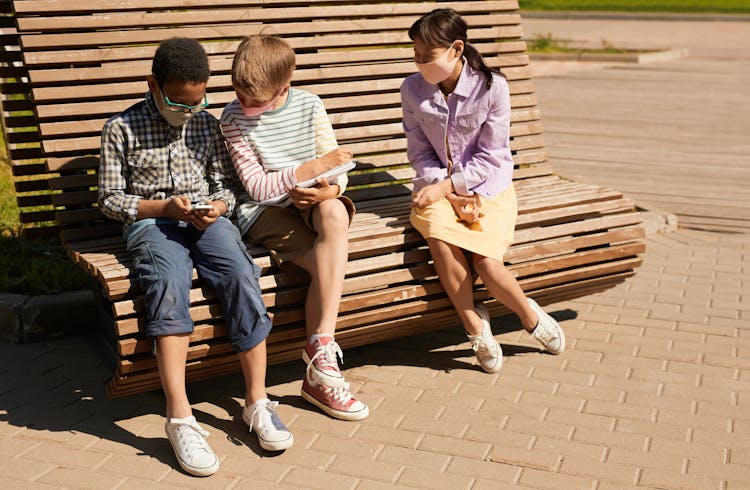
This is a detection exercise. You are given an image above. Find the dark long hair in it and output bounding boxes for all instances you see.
[408,8,501,89]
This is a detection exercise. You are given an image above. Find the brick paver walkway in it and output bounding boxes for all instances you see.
[1,228,747,489]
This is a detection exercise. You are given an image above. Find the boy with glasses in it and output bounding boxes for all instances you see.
[99,37,292,477]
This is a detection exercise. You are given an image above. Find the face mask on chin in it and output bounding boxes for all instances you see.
[240,99,275,117]
[239,86,288,117]
[158,106,194,126]
[415,44,460,85]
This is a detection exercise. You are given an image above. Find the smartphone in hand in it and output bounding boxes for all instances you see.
[192,203,214,211]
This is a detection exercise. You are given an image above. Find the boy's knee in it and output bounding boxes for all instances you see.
[317,199,349,227]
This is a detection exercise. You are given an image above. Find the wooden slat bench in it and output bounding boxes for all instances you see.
[0,0,644,398]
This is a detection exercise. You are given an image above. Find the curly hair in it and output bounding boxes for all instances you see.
[151,37,210,86]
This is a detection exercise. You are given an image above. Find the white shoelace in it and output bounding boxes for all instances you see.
[533,320,555,343]
[251,400,285,434]
[471,335,498,361]
[172,420,211,458]
[306,340,346,387]
[319,381,354,405]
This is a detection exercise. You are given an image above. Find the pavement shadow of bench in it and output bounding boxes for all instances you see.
[0,0,644,398]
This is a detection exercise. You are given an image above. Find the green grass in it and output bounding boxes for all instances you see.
[0,235,89,295]
[519,0,750,14]
[0,159,20,237]
[526,33,637,54]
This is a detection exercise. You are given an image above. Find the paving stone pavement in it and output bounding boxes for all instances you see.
[1,227,748,489]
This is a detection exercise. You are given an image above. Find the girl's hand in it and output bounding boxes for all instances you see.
[290,178,339,209]
[411,179,452,209]
[447,193,483,224]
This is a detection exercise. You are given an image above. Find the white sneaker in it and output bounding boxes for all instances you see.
[527,298,566,354]
[165,416,219,477]
[243,398,294,451]
[467,304,503,373]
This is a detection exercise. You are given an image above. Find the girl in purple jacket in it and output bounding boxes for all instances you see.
[400,8,566,373]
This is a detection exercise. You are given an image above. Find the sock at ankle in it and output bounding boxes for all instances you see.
[309,333,334,345]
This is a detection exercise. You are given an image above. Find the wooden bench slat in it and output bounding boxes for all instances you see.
[14,0,504,14]
[20,17,522,50]
[98,205,641,301]
[106,266,637,396]
[111,224,643,327]
[28,61,532,106]
[117,239,646,356]
[40,114,543,156]
[23,34,525,66]
[38,86,537,140]
[17,2,519,30]
[26,36,524,82]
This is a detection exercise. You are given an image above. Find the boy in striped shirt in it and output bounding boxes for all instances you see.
[221,35,368,421]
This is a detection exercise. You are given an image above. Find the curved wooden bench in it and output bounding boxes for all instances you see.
[0,0,644,397]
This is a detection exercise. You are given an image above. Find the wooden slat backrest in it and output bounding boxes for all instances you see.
[3,0,547,239]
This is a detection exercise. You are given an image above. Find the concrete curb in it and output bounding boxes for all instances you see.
[0,290,98,343]
[637,205,679,236]
[530,48,688,63]
[521,11,750,22]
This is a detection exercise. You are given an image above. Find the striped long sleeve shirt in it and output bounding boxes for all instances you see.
[220,88,345,235]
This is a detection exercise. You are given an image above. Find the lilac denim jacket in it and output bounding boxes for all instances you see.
[400,60,514,198]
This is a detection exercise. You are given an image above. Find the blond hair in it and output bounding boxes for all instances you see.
[231,35,295,98]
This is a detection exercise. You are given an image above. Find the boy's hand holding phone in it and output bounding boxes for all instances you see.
[189,200,224,230]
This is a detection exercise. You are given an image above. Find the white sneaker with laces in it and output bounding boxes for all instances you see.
[165,415,219,477]
[527,298,566,354]
[242,398,294,451]
[467,304,503,373]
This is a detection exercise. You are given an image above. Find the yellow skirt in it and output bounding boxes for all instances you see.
[410,183,517,262]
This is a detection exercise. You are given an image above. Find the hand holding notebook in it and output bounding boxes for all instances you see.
[260,160,356,205]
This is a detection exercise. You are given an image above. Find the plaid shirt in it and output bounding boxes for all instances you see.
[98,92,236,225]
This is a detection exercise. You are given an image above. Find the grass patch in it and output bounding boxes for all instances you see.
[0,158,20,237]
[519,0,750,14]
[0,235,88,295]
[526,33,636,54]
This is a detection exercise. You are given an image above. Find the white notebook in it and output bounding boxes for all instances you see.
[260,160,356,205]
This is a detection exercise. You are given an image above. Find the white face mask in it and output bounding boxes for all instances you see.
[415,44,460,85]
[158,106,193,126]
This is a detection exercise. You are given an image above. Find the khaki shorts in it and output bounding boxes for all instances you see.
[247,196,355,269]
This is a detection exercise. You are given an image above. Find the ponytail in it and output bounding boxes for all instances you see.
[462,42,502,90]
